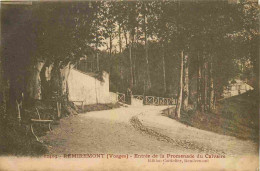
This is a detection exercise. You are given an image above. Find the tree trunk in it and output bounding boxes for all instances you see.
[162,44,167,94]
[0,55,7,120]
[118,25,124,81]
[60,63,71,98]
[175,51,184,118]
[109,35,112,57]
[95,9,99,72]
[96,52,99,72]
[183,54,189,111]
[197,51,202,111]
[123,29,128,47]
[0,54,5,146]
[200,54,206,113]
[96,34,99,72]
[129,43,134,90]
[27,60,45,100]
[133,45,137,87]
[209,56,215,111]
[144,13,151,90]
[50,62,72,104]
[40,63,54,100]
[109,34,113,74]
[203,57,208,112]
[118,24,122,54]
[49,61,61,100]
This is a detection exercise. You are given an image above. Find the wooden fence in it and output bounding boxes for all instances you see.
[144,96,176,105]
[132,95,176,106]
[117,93,126,103]
[115,93,176,106]
[132,95,144,101]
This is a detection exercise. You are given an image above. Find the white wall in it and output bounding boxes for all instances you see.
[223,81,254,98]
[68,69,112,105]
[109,92,118,104]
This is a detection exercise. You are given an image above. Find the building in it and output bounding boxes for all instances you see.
[222,79,254,98]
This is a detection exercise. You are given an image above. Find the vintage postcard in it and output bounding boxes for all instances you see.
[0,0,259,170]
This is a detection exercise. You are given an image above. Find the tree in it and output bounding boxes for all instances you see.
[227,0,259,88]
[183,54,189,111]
[90,1,106,72]
[2,0,258,121]
[2,4,33,117]
[175,51,184,118]
[33,2,96,102]
[1,2,97,114]
[140,2,152,90]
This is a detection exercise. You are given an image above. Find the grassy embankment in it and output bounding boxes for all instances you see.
[164,90,259,142]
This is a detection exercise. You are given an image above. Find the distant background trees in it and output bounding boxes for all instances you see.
[0,0,258,119]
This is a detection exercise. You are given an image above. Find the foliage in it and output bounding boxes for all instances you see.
[1,0,258,156]
[1,0,258,112]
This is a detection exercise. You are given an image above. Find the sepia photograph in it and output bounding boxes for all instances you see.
[0,0,259,170]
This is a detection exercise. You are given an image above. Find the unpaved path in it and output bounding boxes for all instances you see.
[41,106,258,157]
[42,106,195,154]
[136,107,258,157]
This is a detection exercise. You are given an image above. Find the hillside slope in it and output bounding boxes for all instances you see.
[172,90,259,142]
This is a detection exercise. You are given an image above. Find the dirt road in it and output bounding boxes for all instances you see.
[42,106,194,154]
[41,105,258,157]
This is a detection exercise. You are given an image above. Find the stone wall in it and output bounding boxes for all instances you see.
[68,69,113,105]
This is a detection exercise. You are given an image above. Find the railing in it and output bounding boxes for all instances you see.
[146,96,155,105]
[114,92,176,106]
[133,95,144,101]
[144,96,176,106]
[117,93,125,103]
